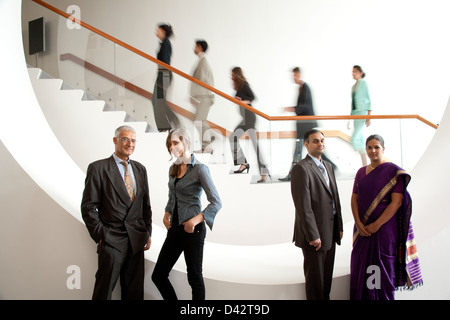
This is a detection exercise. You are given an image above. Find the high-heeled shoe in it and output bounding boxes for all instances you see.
[234,163,250,174]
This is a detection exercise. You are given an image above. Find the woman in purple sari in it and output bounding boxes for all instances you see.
[350,134,422,300]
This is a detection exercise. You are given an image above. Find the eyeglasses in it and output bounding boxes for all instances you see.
[120,137,137,144]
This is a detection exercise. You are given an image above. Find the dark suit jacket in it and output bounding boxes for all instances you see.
[81,155,152,254]
[157,37,172,65]
[294,82,314,116]
[291,155,343,251]
[293,82,318,138]
[236,81,256,129]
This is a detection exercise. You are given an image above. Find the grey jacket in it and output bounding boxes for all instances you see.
[190,53,215,101]
[165,154,221,230]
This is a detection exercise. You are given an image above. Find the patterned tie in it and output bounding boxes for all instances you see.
[121,161,135,202]
[319,163,330,189]
[319,163,336,215]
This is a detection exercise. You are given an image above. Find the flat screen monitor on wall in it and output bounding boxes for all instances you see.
[29,17,45,55]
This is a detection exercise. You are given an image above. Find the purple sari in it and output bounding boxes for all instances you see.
[350,162,423,300]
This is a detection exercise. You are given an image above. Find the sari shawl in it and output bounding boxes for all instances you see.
[350,162,423,300]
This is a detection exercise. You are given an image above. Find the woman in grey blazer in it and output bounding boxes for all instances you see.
[152,128,221,300]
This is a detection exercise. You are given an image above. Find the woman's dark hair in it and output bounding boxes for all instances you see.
[366,134,384,147]
[158,24,174,38]
[231,66,246,90]
[353,65,366,78]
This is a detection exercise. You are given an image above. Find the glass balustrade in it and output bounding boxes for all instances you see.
[25,3,437,185]
[266,118,402,183]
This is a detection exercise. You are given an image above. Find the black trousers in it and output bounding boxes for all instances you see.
[152,222,206,300]
[301,241,336,300]
[152,69,182,131]
[92,241,145,300]
[301,214,340,300]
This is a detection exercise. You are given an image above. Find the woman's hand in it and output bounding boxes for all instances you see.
[356,221,371,237]
[163,212,172,230]
[183,219,196,233]
[366,111,372,127]
[234,96,251,105]
[183,213,205,233]
[365,221,381,235]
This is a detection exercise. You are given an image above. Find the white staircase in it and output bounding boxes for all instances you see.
[27,68,148,172]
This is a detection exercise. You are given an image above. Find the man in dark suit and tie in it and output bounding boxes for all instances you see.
[291,129,343,300]
[81,125,152,300]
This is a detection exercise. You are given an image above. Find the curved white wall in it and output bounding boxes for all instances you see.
[1,0,450,299]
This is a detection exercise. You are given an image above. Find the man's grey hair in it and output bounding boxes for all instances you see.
[115,125,136,138]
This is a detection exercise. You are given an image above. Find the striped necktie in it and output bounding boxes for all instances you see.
[121,161,135,202]
[319,163,336,214]
[319,163,330,189]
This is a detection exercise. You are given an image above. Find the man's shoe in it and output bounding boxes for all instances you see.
[278,174,291,182]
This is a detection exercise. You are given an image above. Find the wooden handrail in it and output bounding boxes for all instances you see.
[60,53,354,142]
[60,53,343,141]
[31,0,268,119]
[32,0,439,130]
[271,114,439,127]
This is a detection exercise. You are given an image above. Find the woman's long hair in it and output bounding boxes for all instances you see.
[166,128,191,177]
[231,66,246,91]
[158,24,174,38]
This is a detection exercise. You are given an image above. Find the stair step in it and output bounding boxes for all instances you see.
[27,67,41,80]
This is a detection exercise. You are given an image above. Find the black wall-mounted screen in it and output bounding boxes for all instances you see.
[29,17,45,55]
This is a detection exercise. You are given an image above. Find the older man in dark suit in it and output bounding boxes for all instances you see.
[291,129,343,300]
[81,125,152,300]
